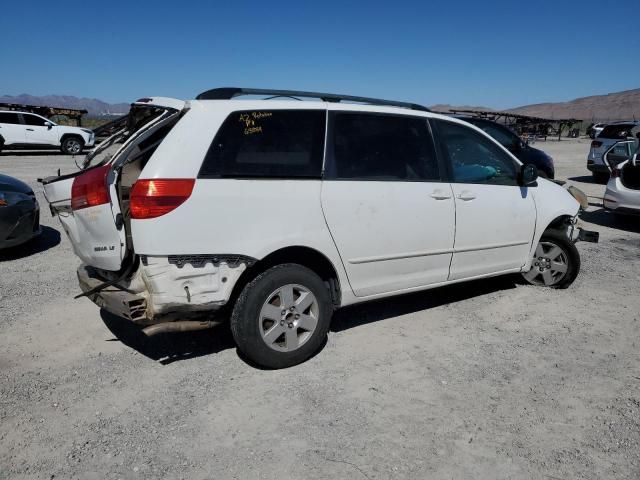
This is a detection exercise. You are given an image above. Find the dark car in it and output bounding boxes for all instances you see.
[458,117,555,179]
[0,173,40,249]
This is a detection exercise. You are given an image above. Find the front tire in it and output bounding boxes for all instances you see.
[61,136,84,155]
[230,264,333,369]
[522,230,580,289]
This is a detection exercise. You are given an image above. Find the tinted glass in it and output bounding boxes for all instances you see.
[600,124,638,140]
[327,113,439,181]
[200,110,326,178]
[435,120,518,185]
[22,114,48,126]
[469,120,519,150]
[0,112,21,124]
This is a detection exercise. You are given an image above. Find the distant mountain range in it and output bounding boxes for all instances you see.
[431,88,640,122]
[0,94,130,117]
[507,89,640,122]
[2,88,639,121]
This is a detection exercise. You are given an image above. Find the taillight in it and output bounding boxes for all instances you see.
[591,141,603,148]
[130,179,195,219]
[71,165,111,211]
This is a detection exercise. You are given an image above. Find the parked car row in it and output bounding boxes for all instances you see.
[37,89,595,368]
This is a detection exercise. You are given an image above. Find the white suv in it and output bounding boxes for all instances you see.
[43,89,594,368]
[0,111,95,154]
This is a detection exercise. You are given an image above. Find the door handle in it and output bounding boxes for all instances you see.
[26,128,34,131]
[430,189,452,200]
[456,190,476,201]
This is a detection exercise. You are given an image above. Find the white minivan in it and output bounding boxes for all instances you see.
[43,89,595,368]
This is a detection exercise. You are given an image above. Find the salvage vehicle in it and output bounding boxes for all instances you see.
[42,88,598,368]
[0,173,40,249]
[587,123,606,139]
[0,110,95,154]
[456,116,555,179]
[604,140,640,216]
[587,121,640,182]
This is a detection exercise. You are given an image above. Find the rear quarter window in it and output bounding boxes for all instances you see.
[600,124,638,139]
[0,112,21,124]
[199,110,326,178]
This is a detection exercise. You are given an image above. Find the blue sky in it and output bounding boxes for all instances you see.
[1,0,639,108]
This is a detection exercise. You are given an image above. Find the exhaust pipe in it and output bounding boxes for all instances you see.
[142,320,221,337]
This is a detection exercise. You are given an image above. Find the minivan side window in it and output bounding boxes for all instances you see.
[326,112,440,181]
[200,110,326,178]
[22,114,48,126]
[434,120,518,186]
[0,112,21,124]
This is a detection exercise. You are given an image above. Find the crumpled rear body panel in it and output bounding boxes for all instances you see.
[78,255,253,323]
[141,255,250,317]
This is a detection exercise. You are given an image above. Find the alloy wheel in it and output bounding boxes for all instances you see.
[523,241,569,286]
[65,139,82,154]
[258,284,319,352]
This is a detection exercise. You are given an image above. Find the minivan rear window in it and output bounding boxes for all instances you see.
[600,124,639,140]
[199,110,326,178]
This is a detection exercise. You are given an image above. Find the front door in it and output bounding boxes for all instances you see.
[22,113,58,145]
[322,111,455,297]
[432,119,536,280]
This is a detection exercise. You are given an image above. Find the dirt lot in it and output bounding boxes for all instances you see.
[1,139,639,480]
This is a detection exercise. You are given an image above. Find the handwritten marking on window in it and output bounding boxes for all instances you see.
[238,112,273,134]
[244,126,263,135]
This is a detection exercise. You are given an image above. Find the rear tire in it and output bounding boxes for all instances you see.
[521,230,580,289]
[230,264,333,369]
[61,136,84,155]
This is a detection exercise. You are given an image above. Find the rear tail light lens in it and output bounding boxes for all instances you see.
[591,141,603,148]
[130,179,195,219]
[71,165,111,211]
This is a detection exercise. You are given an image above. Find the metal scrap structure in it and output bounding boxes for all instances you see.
[445,109,582,141]
[91,114,128,139]
[0,102,88,126]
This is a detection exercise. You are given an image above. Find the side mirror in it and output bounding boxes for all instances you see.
[44,121,53,129]
[519,163,538,186]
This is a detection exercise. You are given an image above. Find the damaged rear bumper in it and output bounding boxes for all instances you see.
[77,254,254,324]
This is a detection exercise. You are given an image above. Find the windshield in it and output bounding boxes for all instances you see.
[82,105,172,169]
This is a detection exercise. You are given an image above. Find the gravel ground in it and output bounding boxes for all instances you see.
[1,140,639,480]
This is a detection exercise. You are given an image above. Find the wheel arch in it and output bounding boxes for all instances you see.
[545,214,574,233]
[228,245,342,310]
[60,133,84,143]
[525,213,576,271]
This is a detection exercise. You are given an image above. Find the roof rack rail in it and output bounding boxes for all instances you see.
[196,87,430,112]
